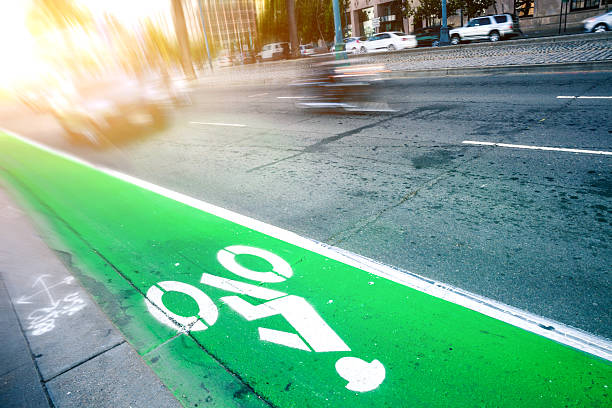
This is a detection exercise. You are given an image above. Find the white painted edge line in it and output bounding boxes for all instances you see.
[557,96,612,99]
[463,141,612,156]
[2,128,611,362]
[247,93,269,98]
[190,121,246,127]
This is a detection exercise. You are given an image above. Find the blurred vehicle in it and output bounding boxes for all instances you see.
[414,26,448,47]
[330,37,366,54]
[163,75,192,106]
[14,75,75,114]
[359,32,417,53]
[240,50,257,64]
[299,44,316,57]
[583,10,612,33]
[258,42,290,62]
[290,56,391,112]
[450,14,521,45]
[50,75,167,145]
[215,51,234,68]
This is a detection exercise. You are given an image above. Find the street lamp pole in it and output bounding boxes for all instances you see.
[332,0,343,47]
[197,0,213,71]
[440,0,450,45]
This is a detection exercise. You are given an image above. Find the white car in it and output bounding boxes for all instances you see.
[359,32,417,53]
[450,14,521,45]
[330,37,366,54]
[583,10,612,33]
[257,42,290,62]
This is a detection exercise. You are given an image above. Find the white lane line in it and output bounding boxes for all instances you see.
[190,121,246,127]
[2,128,611,362]
[463,141,612,156]
[277,96,309,99]
[248,93,269,98]
[557,96,612,99]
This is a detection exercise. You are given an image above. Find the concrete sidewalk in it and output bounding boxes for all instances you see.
[0,186,181,408]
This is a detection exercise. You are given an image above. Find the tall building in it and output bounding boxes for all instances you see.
[183,0,258,54]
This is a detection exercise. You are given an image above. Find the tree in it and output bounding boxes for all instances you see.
[450,0,495,20]
[257,0,349,46]
[402,0,492,25]
[27,0,91,37]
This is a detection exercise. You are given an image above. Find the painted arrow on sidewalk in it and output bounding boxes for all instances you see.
[0,130,610,407]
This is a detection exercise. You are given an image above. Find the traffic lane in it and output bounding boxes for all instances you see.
[378,71,612,105]
[332,144,611,339]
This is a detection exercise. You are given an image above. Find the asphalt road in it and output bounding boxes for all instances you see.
[2,70,611,340]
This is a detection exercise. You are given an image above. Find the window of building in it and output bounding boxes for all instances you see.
[570,0,600,10]
[514,0,535,18]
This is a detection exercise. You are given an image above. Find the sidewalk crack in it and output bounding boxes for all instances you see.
[42,340,126,383]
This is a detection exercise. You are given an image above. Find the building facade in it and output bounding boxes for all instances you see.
[348,0,411,37]
[183,0,258,54]
[486,0,609,35]
[347,0,610,36]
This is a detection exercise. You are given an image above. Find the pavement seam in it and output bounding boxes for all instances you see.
[326,147,481,246]
[0,277,56,408]
[42,340,126,383]
[245,109,415,173]
[1,165,276,407]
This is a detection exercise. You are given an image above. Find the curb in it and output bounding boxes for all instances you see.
[377,30,612,57]
[384,59,612,78]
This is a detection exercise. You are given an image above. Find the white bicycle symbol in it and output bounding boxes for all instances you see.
[145,245,385,393]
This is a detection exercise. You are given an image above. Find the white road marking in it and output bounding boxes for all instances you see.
[277,96,309,99]
[248,93,269,98]
[2,128,611,362]
[557,96,612,99]
[463,141,612,156]
[190,121,246,127]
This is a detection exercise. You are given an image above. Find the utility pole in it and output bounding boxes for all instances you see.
[171,0,195,78]
[439,0,450,45]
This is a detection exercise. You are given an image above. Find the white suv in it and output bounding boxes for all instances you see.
[450,14,521,45]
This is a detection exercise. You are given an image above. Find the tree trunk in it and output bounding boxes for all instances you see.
[172,0,195,78]
[287,0,299,57]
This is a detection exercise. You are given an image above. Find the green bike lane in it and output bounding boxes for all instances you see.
[0,130,610,407]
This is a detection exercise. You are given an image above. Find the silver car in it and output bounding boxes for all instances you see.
[583,10,612,33]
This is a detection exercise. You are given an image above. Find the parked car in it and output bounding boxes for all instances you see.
[258,42,290,62]
[215,53,234,68]
[583,9,612,33]
[450,14,521,45]
[329,37,366,53]
[234,50,256,65]
[299,44,316,57]
[359,32,417,53]
[414,26,449,47]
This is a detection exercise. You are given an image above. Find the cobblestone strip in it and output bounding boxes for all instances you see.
[196,33,612,85]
